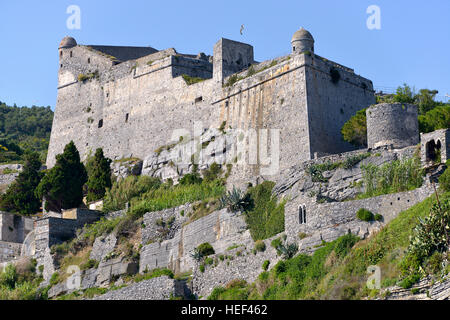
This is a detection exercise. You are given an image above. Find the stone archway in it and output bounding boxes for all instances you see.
[425,139,442,163]
[21,230,35,257]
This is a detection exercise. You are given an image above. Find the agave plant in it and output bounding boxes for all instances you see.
[219,186,251,213]
[277,242,299,260]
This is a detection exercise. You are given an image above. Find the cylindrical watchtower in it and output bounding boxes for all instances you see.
[366,103,419,149]
[291,28,314,54]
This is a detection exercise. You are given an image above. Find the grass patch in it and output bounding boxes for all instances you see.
[357,156,424,199]
[244,181,285,241]
[182,74,205,85]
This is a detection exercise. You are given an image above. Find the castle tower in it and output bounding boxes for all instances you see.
[291,28,314,54]
[366,103,419,149]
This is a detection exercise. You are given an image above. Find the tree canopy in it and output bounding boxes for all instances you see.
[0,151,43,215]
[0,101,53,163]
[85,148,112,203]
[35,141,87,212]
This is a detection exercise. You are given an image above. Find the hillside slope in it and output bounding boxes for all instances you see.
[208,190,450,300]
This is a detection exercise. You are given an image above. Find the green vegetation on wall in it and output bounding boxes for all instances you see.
[358,156,423,199]
[244,181,285,241]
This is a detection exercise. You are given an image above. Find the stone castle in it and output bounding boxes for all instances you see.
[1,28,449,300]
[47,28,375,175]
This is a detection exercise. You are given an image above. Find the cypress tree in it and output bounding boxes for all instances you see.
[86,148,112,202]
[0,151,43,215]
[36,141,87,212]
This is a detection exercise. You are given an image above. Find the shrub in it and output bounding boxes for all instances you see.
[418,104,450,133]
[298,232,309,240]
[36,141,87,212]
[199,264,205,273]
[359,156,424,199]
[254,240,266,252]
[278,243,298,260]
[204,257,214,265]
[393,83,415,104]
[182,74,205,85]
[202,162,223,182]
[356,208,374,222]
[262,260,270,271]
[103,175,161,212]
[80,259,98,270]
[439,166,450,192]
[179,172,202,185]
[271,238,282,251]
[49,272,60,286]
[244,181,285,241]
[341,109,367,147]
[85,148,112,203]
[374,214,383,221]
[0,151,43,215]
[197,242,215,257]
[0,264,17,289]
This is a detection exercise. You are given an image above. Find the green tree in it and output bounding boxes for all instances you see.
[86,148,112,202]
[393,83,415,104]
[414,89,438,115]
[0,151,43,215]
[341,108,367,147]
[418,104,450,133]
[36,141,87,212]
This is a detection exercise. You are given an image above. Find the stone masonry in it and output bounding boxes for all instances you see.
[47,29,375,188]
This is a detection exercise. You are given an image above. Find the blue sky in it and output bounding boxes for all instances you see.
[0,0,449,108]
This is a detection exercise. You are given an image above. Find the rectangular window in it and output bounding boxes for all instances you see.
[98,119,103,128]
[195,96,203,103]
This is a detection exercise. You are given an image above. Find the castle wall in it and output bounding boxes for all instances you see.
[213,38,254,84]
[213,54,311,184]
[48,39,376,188]
[305,54,375,157]
[420,129,450,166]
[48,47,219,168]
[284,184,434,247]
[0,241,22,263]
[0,212,33,243]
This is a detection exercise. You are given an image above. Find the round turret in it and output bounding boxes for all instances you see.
[366,103,419,149]
[291,28,314,54]
[59,36,77,49]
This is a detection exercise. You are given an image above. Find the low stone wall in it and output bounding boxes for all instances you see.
[383,275,450,300]
[285,184,435,250]
[140,208,249,275]
[0,241,22,263]
[191,236,281,298]
[34,211,102,281]
[92,276,185,300]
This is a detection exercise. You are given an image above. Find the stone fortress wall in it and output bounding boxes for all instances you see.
[47,29,375,185]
